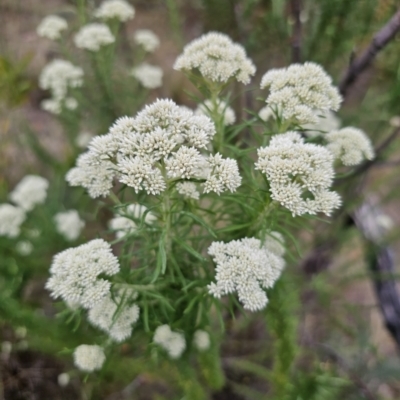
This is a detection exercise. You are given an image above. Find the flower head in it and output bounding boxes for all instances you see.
[208,237,285,311]
[66,152,116,198]
[176,182,200,200]
[73,345,105,372]
[46,239,120,309]
[74,23,115,51]
[94,0,135,22]
[68,99,241,197]
[9,175,49,211]
[255,132,341,216]
[88,294,139,342]
[75,131,94,148]
[131,63,163,89]
[325,127,374,166]
[193,330,210,351]
[134,29,160,52]
[174,32,256,84]
[203,153,242,194]
[37,15,68,40]
[54,210,85,241]
[260,62,342,125]
[0,204,26,238]
[303,110,341,137]
[16,240,33,256]
[39,59,83,101]
[153,325,186,359]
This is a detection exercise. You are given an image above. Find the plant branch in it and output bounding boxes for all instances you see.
[339,8,400,96]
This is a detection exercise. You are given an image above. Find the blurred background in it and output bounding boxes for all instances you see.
[1,0,400,399]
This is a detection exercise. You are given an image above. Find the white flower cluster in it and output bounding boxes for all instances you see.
[0,175,49,239]
[39,59,83,114]
[193,330,210,351]
[46,239,120,309]
[75,131,94,148]
[208,236,285,312]
[37,15,68,40]
[153,325,186,359]
[256,132,341,216]
[260,62,342,125]
[174,32,256,84]
[131,63,163,89]
[325,127,374,166]
[66,152,116,198]
[67,99,241,197]
[0,204,26,238]
[134,29,160,52]
[10,175,49,211]
[94,0,135,22]
[88,293,139,342]
[16,240,33,256]
[303,110,341,137]
[196,99,236,126]
[54,210,85,241]
[74,23,115,51]
[203,154,241,194]
[176,182,200,200]
[109,204,156,239]
[73,345,105,372]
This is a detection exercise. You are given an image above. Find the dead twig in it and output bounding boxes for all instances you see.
[339,9,400,96]
[353,201,400,349]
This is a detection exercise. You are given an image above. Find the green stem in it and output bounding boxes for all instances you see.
[210,92,225,153]
[115,283,167,291]
[76,0,87,25]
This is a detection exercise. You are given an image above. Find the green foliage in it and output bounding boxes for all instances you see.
[0,55,32,106]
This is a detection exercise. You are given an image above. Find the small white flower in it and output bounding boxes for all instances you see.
[208,237,285,312]
[203,153,241,194]
[66,152,116,198]
[64,97,78,110]
[260,62,342,125]
[325,127,375,166]
[196,99,236,126]
[73,345,105,372]
[74,23,115,51]
[88,294,139,342]
[54,210,85,241]
[255,132,341,216]
[109,204,156,238]
[58,373,70,387]
[176,182,200,200]
[0,204,26,238]
[389,116,400,128]
[2,341,12,355]
[75,131,94,149]
[153,325,186,359]
[16,241,33,256]
[41,99,61,114]
[193,330,210,351]
[174,32,256,84]
[10,175,49,211]
[37,15,68,40]
[46,239,120,309]
[39,59,84,102]
[94,0,135,22]
[133,29,160,52]
[302,110,341,137]
[131,63,163,89]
